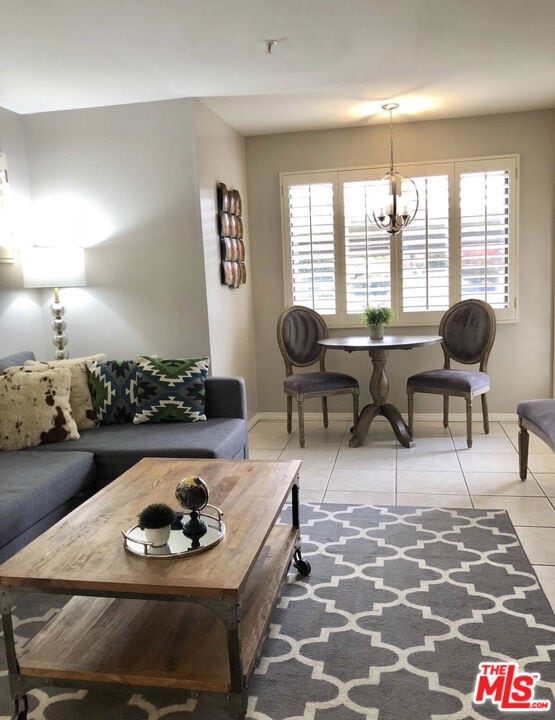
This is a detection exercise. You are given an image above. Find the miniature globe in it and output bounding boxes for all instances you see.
[175,476,209,511]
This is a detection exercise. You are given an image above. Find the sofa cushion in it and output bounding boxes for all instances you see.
[0,450,96,551]
[0,368,80,451]
[32,418,248,483]
[0,351,35,373]
[406,369,490,394]
[133,356,209,424]
[18,354,106,430]
[87,360,138,424]
[517,399,555,451]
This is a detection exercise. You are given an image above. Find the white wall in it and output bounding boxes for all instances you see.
[20,99,211,360]
[0,106,47,356]
[0,98,260,416]
[246,109,555,415]
[193,101,258,416]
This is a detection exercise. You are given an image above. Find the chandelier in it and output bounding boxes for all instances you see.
[371,103,419,236]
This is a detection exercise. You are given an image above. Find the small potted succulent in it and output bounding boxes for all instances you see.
[138,502,176,547]
[362,306,394,340]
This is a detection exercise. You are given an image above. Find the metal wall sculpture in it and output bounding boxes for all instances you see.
[218,182,246,288]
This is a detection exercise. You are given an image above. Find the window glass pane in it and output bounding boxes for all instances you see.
[401,175,450,312]
[288,183,336,314]
[343,180,391,314]
[460,170,510,308]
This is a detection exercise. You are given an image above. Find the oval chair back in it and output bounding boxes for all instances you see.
[277,305,328,374]
[439,298,496,371]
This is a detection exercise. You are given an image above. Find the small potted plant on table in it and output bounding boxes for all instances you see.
[362,306,394,340]
[138,502,176,547]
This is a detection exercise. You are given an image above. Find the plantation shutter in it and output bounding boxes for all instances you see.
[285,179,336,314]
[459,164,513,309]
[400,174,450,314]
[281,156,517,326]
[343,179,391,314]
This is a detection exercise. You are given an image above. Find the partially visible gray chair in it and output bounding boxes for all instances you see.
[517,399,555,480]
[277,306,360,448]
[407,299,496,448]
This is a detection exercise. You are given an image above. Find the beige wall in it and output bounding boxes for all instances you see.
[0,99,212,361]
[3,103,553,419]
[193,100,258,416]
[1,98,260,416]
[246,109,555,415]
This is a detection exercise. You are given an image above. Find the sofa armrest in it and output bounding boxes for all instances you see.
[205,377,248,419]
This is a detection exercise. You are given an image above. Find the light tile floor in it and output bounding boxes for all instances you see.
[249,418,555,611]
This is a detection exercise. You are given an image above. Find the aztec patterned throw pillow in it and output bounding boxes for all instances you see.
[86,360,138,425]
[133,356,209,424]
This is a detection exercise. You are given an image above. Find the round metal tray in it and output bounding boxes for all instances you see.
[122,505,225,558]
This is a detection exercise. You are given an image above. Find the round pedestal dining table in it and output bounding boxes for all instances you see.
[318,334,442,448]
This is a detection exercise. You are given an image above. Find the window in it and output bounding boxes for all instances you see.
[0,153,14,264]
[281,156,518,326]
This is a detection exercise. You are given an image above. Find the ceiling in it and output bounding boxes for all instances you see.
[1,0,554,135]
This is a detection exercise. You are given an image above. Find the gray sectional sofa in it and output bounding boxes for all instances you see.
[0,351,249,562]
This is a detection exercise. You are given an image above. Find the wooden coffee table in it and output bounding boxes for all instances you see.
[0,457,308,719]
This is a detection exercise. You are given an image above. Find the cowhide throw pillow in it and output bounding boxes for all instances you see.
[0,368,80,451]
[7,354,107,430]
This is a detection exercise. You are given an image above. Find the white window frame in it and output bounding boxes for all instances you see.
[281,155,519,327]
[0,153,15,264]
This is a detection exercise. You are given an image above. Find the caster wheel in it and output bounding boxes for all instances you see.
[294,559,311,576]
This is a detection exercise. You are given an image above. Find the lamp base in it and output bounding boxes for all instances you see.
[51,288,69,359]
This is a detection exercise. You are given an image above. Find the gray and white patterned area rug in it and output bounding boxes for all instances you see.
[1,504,555,720]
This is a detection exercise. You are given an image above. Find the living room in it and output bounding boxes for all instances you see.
[1,2,554,718]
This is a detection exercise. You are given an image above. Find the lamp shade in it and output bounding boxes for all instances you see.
[21,246,86,289]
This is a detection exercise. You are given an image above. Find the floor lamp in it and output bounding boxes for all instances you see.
[21,246,86,359]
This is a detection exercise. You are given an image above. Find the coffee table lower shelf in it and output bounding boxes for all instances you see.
[13,524,299,713]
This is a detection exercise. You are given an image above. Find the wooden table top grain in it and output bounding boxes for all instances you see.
[0,457,301,599]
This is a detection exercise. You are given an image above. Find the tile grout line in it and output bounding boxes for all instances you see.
[249,421,555,545]
[449,425,476,509]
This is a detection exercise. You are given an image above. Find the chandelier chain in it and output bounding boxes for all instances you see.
[389,108,395,172]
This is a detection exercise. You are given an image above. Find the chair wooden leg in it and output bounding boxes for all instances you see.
[443,396,449,428]
[518,421,529,481]
[286,396,293,434]
[352,392,359,432]
[481,393,490,434]
[322,397,329,428]
[407,392,414,437]
[465,397,473,448]
[297,400,305,447]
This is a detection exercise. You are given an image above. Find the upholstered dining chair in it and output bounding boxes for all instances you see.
[277,306,360,448]
[406,298,496,448]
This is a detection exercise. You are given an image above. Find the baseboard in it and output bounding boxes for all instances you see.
[248,411,518,428]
